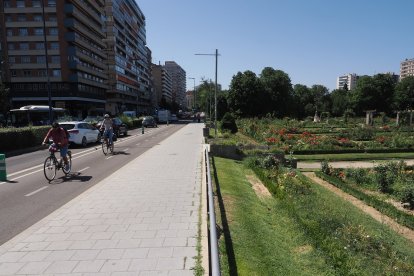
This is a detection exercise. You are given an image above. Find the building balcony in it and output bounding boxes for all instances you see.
[63,4,104,36]
[64,18,105,47]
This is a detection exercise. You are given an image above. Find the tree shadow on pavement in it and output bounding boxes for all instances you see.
[212,156,238,276]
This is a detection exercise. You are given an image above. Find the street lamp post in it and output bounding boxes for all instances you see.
[188,77,196,110]
[41,0,53,123]
[195,49,219,137]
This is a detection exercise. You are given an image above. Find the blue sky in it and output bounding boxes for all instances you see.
[137,0,414,91]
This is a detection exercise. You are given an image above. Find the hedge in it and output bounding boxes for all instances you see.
[0,126,49,152]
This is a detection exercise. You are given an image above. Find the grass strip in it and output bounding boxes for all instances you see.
[315,171,414,230]
[212,157,335,275]
[213,156,414,275]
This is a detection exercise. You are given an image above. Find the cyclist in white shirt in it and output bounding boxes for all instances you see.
[100,114,114,145]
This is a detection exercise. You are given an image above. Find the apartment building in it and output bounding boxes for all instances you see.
[0,0,108,118]
[0,0,152,118]
[104,0,151,116]
[336,73,358,90]
[151,63,172,108]
[164,61,186,107]
[400,58,414,80]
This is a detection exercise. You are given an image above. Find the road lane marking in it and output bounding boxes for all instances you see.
[136,143,141,146]
[25,186,48,197]
[0,168,44,185]
[78,167,89,173]
[123,148,129,152]
[106,156,113,160]
[4,126,170,181]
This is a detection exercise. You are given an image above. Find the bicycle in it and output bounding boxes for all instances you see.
[101,132,114,155]
[43,143,72,181]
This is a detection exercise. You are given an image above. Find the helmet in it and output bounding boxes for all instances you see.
[52,122,59,128]
[104,114,110,118]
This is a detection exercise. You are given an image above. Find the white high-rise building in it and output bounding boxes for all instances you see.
[400,58,414,80]
[336,73,358,90]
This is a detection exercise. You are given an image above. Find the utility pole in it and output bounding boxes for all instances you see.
[41,0,53,123]
[195,49,220,137]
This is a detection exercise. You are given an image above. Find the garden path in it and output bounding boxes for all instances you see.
[298,159,414,169]
[303,172,414,243]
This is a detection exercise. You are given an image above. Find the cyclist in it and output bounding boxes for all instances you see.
[100,114,114,146]
[42,122,70,169]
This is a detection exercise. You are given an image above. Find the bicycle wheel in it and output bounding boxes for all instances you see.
[102,141,109,155]
[62,151,72,175]
[44,156,57,181]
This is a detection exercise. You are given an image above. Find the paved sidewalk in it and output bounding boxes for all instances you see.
[0,123,205,275]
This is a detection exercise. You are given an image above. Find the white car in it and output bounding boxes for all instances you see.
[60,121,100,147]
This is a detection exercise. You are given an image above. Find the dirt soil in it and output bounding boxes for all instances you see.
[303,172,414,243]
[246,174,271,199]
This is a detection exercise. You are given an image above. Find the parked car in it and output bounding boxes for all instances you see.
[59,121,100,147]
[142,116,157,128]
[95,117,128,140]
[170,114,178,122]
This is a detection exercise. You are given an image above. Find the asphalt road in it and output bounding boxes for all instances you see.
[0,123,186,245]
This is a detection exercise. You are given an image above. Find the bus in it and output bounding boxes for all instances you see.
[9,105,70,127]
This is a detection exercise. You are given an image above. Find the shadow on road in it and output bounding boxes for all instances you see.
[49,172,92,184]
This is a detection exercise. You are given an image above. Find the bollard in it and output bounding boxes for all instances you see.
[0,154,6,181]
[142,125,144,134]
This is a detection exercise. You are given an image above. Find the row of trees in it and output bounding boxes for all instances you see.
[194,67,414,120]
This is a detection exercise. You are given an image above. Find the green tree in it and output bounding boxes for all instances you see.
[0,80,10,121]
[259,67,292,117]
[292,84,312,118]
[227,71,264,117]
[330,88,350,116]
[349,75,377,115]
[310,84,330,113]
[393,76,414,110]
[350,74,396,115]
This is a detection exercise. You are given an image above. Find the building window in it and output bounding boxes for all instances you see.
[21,56,31,63]
[48,0,56,7]
[50,42,59,50]
[33,15,43,22]
[38,70,47,77]
[34,28,44,36]
[49,28,58,35]
[19,28,28,36]
[8,57,16,64]
[5,15,12,22]
[49,16,57,22]
[16,1,25,8]
[8,43,14,50]
[52,69,61,77]
[6,29,13,36]
[51,56,60,64]
[4,1,10,8]
[23,70,31,77]
[20,43,29,50]
[11,70,17,77]
[32,0,41,7]
[37,56,46,64]
[17,14,26,22]
[35,42,45,50]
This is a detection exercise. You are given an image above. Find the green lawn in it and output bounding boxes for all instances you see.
[212,157,414,275]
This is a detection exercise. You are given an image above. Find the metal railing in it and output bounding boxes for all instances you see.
[205,148,221,276]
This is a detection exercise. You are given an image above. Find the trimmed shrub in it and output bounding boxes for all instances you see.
[0,126,49,152]
[220,112,238,133]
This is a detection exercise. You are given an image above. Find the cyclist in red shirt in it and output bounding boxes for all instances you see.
[42,122,70,168]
